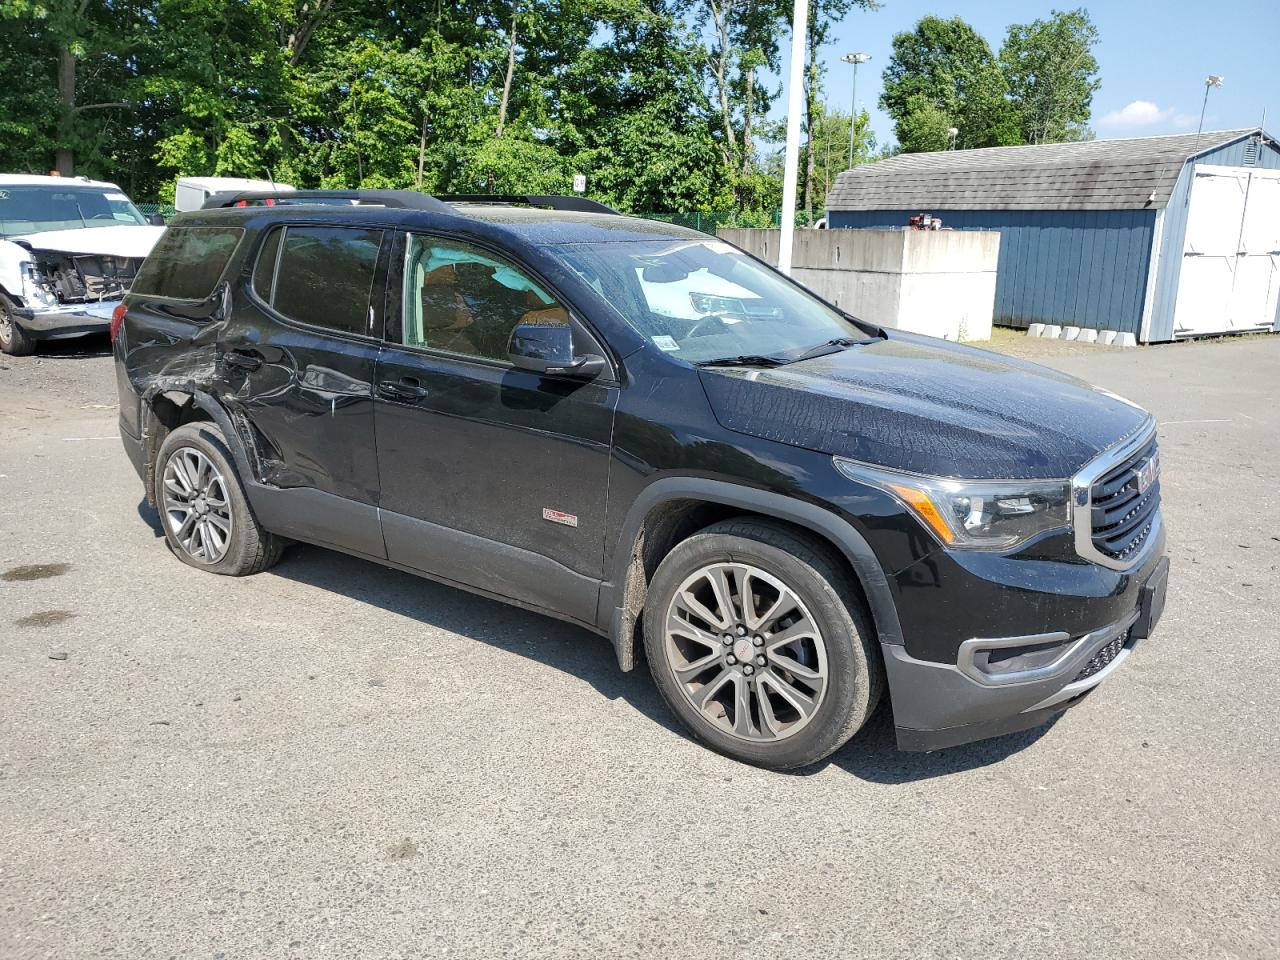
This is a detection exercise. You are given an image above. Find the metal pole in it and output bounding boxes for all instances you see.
[1197,84,1210,136]
[778,0,808,276]
[847,61,857,169]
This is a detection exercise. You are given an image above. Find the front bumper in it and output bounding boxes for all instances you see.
[886,543,1168,752]
[14,299,116,340]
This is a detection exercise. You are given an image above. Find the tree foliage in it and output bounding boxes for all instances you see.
[881,9,1100,153]
[1000,8,1099,144]
[880,16,1018,152]
[0,0,877,213]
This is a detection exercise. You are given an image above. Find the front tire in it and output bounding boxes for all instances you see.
[0,294,36,356]
[154,422,283,576]
[643,518,883,770]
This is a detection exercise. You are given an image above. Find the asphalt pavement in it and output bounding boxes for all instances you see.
[1,331,1277,959]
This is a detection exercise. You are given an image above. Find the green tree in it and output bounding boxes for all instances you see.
[1000,8,1099,144]
[880,15,1019,152]
[782,104,874,214]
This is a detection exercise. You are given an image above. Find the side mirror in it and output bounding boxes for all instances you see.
[147,212,166,226]
[508,322,605,378]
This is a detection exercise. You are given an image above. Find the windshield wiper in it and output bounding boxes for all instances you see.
[781,337,868,363]
[692,354,789,368]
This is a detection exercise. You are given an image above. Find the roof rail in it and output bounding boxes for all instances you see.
[201,189,454,213]
[437,194,621,215]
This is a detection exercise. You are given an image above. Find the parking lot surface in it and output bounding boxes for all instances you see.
[2,333,1278,959]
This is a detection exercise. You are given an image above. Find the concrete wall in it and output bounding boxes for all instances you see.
[717,227,1000,342]
[825,209,1156,336]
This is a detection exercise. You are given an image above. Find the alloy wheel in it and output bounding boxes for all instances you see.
[161,446,233,563]
[664,561,829,742]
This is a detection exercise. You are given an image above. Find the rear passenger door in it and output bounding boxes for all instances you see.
[220,222,389,558]
[372,232,618,625]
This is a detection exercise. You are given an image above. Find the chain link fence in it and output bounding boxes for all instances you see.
[135,202,176,220]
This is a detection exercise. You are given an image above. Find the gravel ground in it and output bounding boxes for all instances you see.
[1,330,1278,959]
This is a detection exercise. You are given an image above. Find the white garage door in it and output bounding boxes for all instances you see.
[1173,164,1280,337]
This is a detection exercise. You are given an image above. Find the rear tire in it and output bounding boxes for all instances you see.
[0,294,36,356]
[154,422,283,576]
[643,518,883,770]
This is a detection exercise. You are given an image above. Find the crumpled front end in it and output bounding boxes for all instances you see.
[15,249,144,339]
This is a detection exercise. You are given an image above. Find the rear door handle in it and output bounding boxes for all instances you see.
[377,378,429,402]
[223,349,263,371]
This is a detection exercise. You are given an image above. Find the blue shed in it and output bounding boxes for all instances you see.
[826,129,1280,342]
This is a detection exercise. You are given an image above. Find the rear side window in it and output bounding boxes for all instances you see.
[252,227,282,302]
[267,225,383,336]
[131,226,244,300]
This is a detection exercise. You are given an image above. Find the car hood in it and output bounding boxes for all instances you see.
[698,332,1151,480]
[11,224,164,258]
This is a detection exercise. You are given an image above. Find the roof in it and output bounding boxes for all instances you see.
[177,176,295,192]
[0,174,122,190]
[177,201,703,246]
[826,129,1267,212]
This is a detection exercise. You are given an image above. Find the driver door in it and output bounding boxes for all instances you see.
[373,232,619,626]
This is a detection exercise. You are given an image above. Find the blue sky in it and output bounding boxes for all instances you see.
[770,0,1280,147]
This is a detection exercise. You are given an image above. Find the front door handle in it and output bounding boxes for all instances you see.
[223,349,263,371]
[377,378,429,402]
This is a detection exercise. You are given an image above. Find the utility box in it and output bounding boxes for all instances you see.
[718,227,1000,342]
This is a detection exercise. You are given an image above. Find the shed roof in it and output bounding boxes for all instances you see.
[826,129,1266,212]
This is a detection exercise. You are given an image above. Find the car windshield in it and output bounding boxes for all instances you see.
[556,238,867,364]
[0,185,147,237]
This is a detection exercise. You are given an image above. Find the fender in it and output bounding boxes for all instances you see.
[0,238,32,299]
[138,390,260,506]
[600,477,905,671]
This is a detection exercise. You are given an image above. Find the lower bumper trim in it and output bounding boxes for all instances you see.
[896,697,1089,753]
[17,299,116,336]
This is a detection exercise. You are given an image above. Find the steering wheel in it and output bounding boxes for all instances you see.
[88,213,115,221]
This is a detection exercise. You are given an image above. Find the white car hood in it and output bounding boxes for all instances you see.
[13,224,164,258]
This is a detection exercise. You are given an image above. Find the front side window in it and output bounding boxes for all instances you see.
[401,235,568,362]
[265,225,383,336]
[557,239,865,364]
[0,185,147,236]
[131,226,244,301]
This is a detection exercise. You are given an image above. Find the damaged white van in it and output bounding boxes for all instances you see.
[0,175,165,355]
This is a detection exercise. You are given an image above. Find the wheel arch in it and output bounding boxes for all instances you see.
[601,478,904,672]
[139,389,258,506]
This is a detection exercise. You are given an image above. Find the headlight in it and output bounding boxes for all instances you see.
[20,262,57,308]
[834,457,1071,550]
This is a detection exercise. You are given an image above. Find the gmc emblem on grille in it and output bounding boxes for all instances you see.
[1134,454,1160,494]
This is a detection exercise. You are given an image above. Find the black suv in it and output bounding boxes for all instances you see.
[112,190,1169,769]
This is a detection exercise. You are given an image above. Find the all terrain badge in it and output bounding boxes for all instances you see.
[542,508,578,527]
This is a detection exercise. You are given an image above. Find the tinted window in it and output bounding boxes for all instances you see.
[252,227,281,302]
[272,226,383,336]
[131,226,244,300]
[402,235,567,361]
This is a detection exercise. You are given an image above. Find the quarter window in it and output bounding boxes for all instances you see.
[402,235,567,361]
[252,227,281,303]
[269,225,383,336]
[131,226,244,301]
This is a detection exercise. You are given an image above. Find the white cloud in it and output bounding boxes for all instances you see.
[1099,100,1198,130]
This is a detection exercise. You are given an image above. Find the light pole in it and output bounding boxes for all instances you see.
[1197,75,1224,135]
[841,52,871,169]
[946,127,958,150]
[778,0,809,275]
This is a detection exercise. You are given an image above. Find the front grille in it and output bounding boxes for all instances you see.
[1073,629,1130,682]
[1089,436,1161,563]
